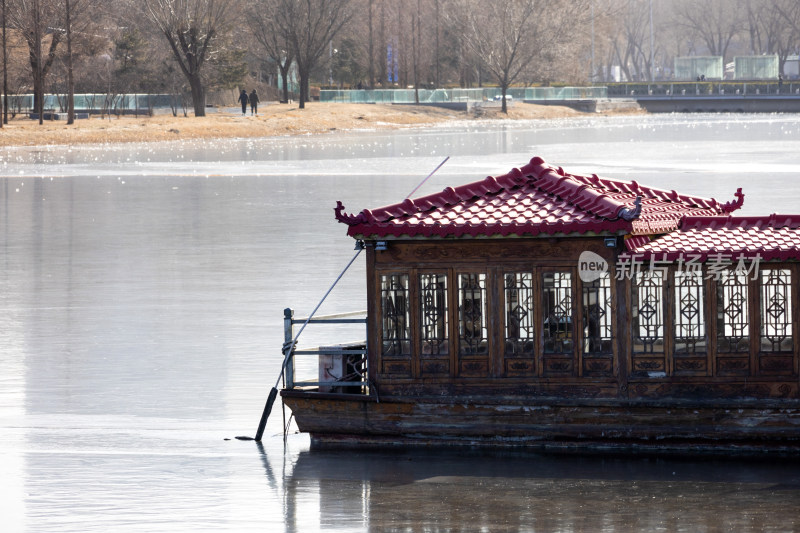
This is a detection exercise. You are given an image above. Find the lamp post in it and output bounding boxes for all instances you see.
[649,0,655,81]
[590,0,595,83]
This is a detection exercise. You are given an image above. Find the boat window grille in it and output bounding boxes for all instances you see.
[380,273,411,357]
[542,271,574,354]
[458,273,488,356]
[760,269,793,352]
[504,272,536,357]
[419,273,449,356]
[716,270,750,353]
[583,272,613,354]
[632,270,665,354]
[674,269,707,355]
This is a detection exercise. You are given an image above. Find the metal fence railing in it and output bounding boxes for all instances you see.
[606,82,799,98]
[283,308,368,394]
[7,93,180,115]
[319,86,608,103]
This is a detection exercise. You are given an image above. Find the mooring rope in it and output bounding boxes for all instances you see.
[242,157,449,442]
[405,156,450,199]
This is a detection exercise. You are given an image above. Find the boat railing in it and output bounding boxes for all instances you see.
[283,308,368,394]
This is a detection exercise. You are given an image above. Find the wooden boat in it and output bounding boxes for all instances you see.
[280,156,800,454]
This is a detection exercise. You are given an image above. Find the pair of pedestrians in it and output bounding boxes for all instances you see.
[238,89,260,115]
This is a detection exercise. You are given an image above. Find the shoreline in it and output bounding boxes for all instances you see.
[0,102,644,148]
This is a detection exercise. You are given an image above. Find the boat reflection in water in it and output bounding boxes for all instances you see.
[264,444,800,532]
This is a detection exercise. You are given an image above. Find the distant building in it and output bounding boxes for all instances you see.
[734,55,778,80]
[674,56,723,81]
[783,55,799,80]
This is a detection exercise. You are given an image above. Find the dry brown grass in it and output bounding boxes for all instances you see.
[0,102,644,147]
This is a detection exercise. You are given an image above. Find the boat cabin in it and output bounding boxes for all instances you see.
[281,156,800,452]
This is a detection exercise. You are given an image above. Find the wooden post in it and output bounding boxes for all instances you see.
[284,308,294,389]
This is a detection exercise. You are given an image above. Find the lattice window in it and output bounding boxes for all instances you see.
[674,269,706,354]
[583,272,612,354]
[504,272,535,356]
[458,273,488,355]
[380,273,411,356]
[760,269,793,352]
[632,271,664,353]
[716,270,750,353]
[419,273,449,355]
[542,272,573,354]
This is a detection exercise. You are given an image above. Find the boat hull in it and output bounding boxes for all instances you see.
[281,391,800,454]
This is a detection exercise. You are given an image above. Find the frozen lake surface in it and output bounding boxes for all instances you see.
[2,113,800,532]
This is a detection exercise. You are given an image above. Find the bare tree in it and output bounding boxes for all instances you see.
[141,0,238,117]
[752,0,800,77]
[776,0,800,47]
[1,0,7,125]
[8,0,63,124]
[672,0,747,61]
[247,0,294,103]
[276,0,352,108]
[433,0,440,87]
[62,0,98,124]
[367,0,374,87]
[452,0,588,113]
[412,0,419,102]
[607,0,655,82]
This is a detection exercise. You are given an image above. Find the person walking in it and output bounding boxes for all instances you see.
[238,89,248,116]
[249,89,259,115]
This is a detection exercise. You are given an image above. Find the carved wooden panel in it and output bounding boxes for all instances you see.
[504,358,536,377]
[381,360,412,377]
[543,356,574,376]
[459,360,489,377]
[420,359,449,376]
[757,355,795,376]
[375,239,613,265]
[631,357,666,375]
[629,381,797,400]
[583,355,613,377]
[673,356,708,376]
[716,356,750,377]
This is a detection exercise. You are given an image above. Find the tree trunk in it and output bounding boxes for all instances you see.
[434,0,440,88]
[33,0,43,125]
[412,9,418,104]
[66,0,74,125]
[378,0,386,84]
[189,75,205,117]
[279,64,290,102]
[298,70,308,109]
[34,78,44,124]
[1,0,5,126]
[368,0,374,88]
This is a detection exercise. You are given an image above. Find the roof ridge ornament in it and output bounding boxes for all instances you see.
[721,187,745,213]
[334,201,371,225]
[618,195,643,221]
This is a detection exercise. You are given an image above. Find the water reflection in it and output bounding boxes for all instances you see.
[273,447,800,532]
[3,114,800,531]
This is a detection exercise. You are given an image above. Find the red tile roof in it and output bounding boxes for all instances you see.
[623,215,800,262]
[335,156,744,239]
